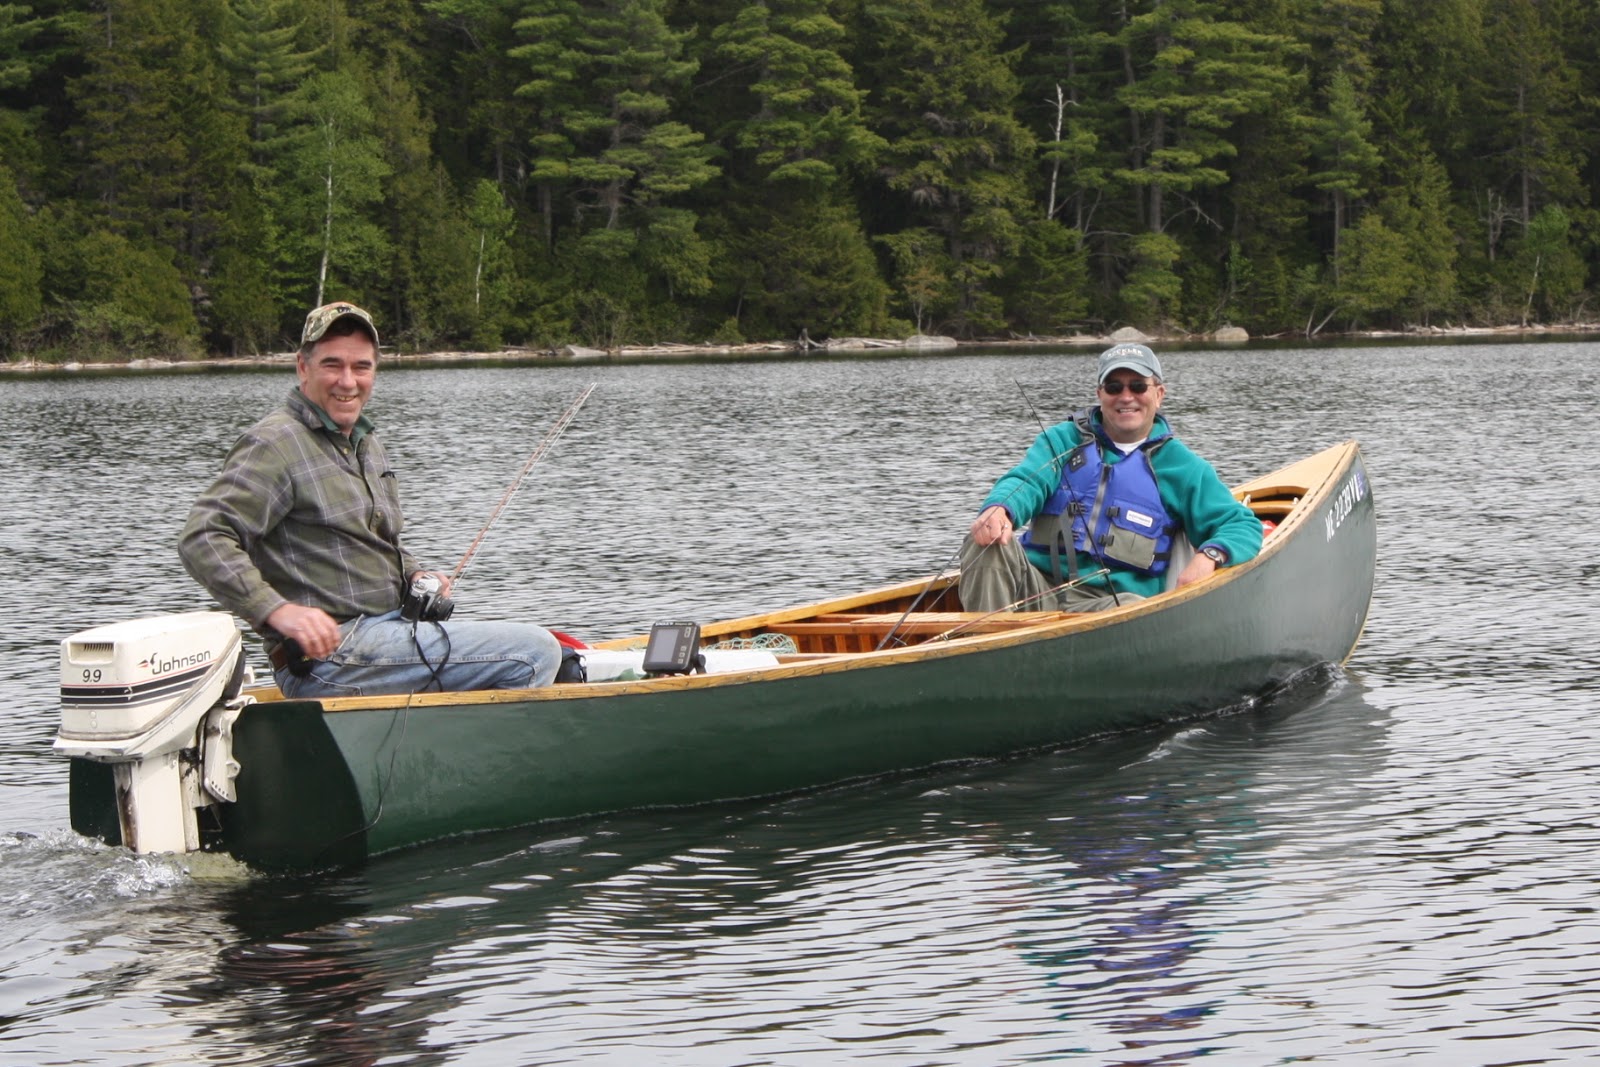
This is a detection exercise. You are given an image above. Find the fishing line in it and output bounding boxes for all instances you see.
[313,384,600,862]
[874,438,1084,651]
[877,379,1131,650]
[1009,377,1126,607]
[1015,376,1049,434]
[451,382,597,586]
[927,568,1111,643]
[313,697,414,866]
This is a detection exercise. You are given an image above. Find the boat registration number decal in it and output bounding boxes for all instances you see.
[1325,468,1368,541]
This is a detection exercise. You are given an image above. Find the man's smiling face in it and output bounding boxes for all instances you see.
[1096,372,1164,444]
[297,331,376,435]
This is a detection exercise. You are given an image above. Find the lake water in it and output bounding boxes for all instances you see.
[1,340,1597,1065]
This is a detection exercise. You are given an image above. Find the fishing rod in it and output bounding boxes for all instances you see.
[1009,376,1128,608]
[345,385,598,844]
[1015,376,1049,434]
[450,382,597,585]
[927,567,1110,643]
[873,380,1122,651]
[873,389,1079,652]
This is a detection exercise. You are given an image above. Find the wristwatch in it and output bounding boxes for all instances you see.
[1199,545,1228,565]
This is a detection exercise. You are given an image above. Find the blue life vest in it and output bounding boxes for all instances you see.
[1020,409,1178,579]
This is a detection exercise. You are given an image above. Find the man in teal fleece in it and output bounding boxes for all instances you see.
[960,343,1262,612]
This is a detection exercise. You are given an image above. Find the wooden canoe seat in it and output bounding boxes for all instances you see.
[1250,499,1299,518]
[763,611,1079,654]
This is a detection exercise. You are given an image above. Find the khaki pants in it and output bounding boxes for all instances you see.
[956,534,1140,613]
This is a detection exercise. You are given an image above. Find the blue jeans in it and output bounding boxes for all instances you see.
[274,610,564,699]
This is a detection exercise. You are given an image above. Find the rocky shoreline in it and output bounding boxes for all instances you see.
[5,321,1599,374]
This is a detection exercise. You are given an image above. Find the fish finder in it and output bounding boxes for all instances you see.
[642,621,706,676]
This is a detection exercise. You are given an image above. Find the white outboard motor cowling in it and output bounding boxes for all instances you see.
[55,611,250,855]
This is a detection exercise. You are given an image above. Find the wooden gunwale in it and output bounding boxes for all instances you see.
[247,441,1357,715]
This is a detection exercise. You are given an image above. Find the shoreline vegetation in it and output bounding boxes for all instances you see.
[11,5,1600,368]
[5,322,1599,376]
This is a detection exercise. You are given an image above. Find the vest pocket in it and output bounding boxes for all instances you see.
[1101,523,1159,570]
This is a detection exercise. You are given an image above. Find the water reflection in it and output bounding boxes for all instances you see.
[97,668,1380,1065]
[202,883,450,1067]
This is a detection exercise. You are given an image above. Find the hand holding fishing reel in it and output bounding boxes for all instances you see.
[401,384,597,626]
[401,572,455,622]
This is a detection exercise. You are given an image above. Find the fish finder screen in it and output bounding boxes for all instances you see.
[643,622,700,674]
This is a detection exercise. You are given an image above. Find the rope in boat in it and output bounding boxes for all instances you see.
[708,633,798,654]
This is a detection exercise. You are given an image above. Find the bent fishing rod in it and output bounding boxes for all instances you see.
[449,382,597,586]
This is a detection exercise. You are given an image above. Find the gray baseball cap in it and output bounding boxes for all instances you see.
[301,302,380,349]
[1096,342,1162,383]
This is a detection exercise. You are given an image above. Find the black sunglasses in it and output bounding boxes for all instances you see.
[1101,378,1154,395]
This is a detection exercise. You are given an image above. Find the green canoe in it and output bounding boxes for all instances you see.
[68,440,1376,871]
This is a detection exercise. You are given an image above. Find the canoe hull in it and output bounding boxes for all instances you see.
[69,442,1376,871]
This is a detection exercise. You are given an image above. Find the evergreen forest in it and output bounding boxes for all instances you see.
[3,0,1598,359]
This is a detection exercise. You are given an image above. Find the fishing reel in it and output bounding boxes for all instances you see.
[401,573,455,623]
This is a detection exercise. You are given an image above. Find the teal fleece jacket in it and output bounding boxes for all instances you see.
[980,410,1263,598]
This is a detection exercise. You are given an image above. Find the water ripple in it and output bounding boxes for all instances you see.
[5,346,1600,1064]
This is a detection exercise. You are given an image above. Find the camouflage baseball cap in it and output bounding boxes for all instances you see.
[301,302,380,348]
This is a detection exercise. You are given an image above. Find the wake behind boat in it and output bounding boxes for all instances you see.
[57,441,1375,872]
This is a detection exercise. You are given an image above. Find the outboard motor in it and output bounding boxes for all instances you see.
[54,612,252,855]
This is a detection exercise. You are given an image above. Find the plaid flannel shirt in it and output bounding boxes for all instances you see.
[179,388,421,641]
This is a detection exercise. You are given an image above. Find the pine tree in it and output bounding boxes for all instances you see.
[0,0,89,191]
[1002,0,1117,232]
[1330,214,1419,328]
[423,0,535,187]
[708,0,888,338]
[859,0,1035,335]
[510,0,719,341]
[216,0,321,173]
[1113,0,1302,234]
[67,0,246,349]
[0,164,42,351]
[1308,70,1382,272]
[512,0,715,233]
[1476,0,1584,229]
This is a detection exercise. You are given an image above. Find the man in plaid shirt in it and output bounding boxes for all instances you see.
[179,302,565,698]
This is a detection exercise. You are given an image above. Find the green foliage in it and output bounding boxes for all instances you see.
[860,0,1034,336]
[710,0,883,187]
[9,0,1600,353]
[464,178,518,346]
[1379,142,1458,326]
[725,194,889,339]
[1001,222,1088,335]
[1114,0,1304,231]
[284,69,393,306]
[1120,231,1183,328]
[876,227,954,335]
[49,227,201,358]
[0,165,41,351]
[1308,72,1380,233]
[1504,205,1586,323]
[1331,214,1421,328]
[208,245,279,355]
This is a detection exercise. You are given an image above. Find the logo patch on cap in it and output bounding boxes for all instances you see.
[301,302,379,348]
